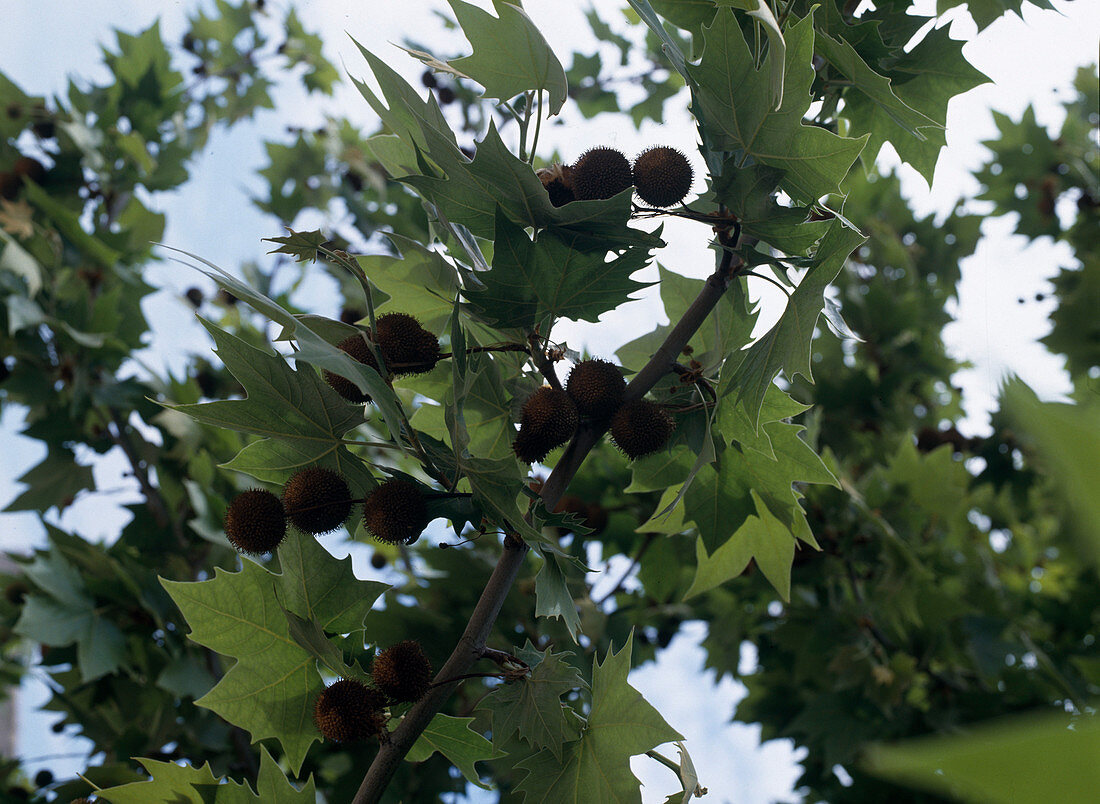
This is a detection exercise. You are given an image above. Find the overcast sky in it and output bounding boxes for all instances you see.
[1,1,1097,801]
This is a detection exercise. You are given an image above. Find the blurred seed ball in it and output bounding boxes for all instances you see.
[571,146,633,201]
[4,580,29,606]
[313,678,386,742]
[339,307,363,325]
[182,32,197,52]
[374,312,440,376]
[184,287,204,308]
[5,103,20,119]
[0,172,18,200]
[343,169,364,193]
[633,146,693,207]
[420,69,438,89]
[13,156,45,185]
[50,720,65,733]
[283,467,353,535]
[609,399,674,459]
[224,489,287,554]
[215,288,238,306]
[32,118,56,139]
[437,86,456,105]
[0,358,11,384]
[372,640,433,703]
[512,386,579,464]
[33,770,53,788]
[566,359,626,421]
[323,334,378,403]
[585,502,609,535]
[537,163,575,207]
[370,551,387,570]
[362,478,429,546]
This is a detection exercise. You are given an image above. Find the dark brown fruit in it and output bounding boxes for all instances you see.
[0,172,18,200]
[224,489,287,554]
[571,146,633,201]
[184,287,204,308]
[13,156,45,185]
[3,580,29,606]
[632,146,693,207]
[313,678,387,742]
[585,503,609,535]
[512,386,579,463]
[566,359,626,420]
[374,312,440,376]
[539,164,575,207]
[323,334,378,403]
[370,552,387,569]
[283,467,353,534]
[362,479,429,546]
[609,399,674,459]
[372,640,432,703]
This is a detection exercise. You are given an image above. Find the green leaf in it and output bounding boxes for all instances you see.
[515,633,682,803]
[842,26,988,182]
[466,209,650,329]
[161,530,387,773]
[685,490,797,601]
[406,713,503,790]
[363,234,460,331]
[1003,380,1100,566]
[689,11,867,202]
[724,220,865,423]
[97,746,316,804]
[480,644,587,758]
[534,548,582,642]
[3,448,95,513]
[864,711,1100,803]
[815,28,939,142]
[264,229,331,262]
[160,246,407,442]
[175,321,377,495]
[446,0,568,113]
[23,180,122,267]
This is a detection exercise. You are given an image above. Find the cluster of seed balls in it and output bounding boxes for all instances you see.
[513,359,674,464]
[539,145,693,208]
[312,639,433,743]
[223,468,430,555]
[321,311,442,403]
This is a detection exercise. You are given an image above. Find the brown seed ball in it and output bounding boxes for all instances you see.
[571,146,633,201]
[372,640,432,703]
[323,334,378,403]
[609,399,675,460]
[512,386,579,464]
[283,467,353,535]
[539,164,575,207]
[224,489,287,554]
[12,156,45,184]
[585,503,609,535]
[362,479,429,546]
[566,359,626,421]
[313,678,387,742]
[632,146,693,207]
[374,313,440,376]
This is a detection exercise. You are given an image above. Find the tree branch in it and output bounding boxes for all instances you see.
[351,246,741,802]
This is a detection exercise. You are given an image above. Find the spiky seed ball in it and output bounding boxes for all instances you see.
[538,163,575,207]
[566,359,626,421]
[372,640,433,703]
[609,399,675,460]
[512,386,579,463]
[374,312,440,376]
[362,479,429,546]
[283,467,353,534]
[323,334,378,403]
[571,146,633,201]
[224,489,287,554]
[313,678,387,742]
[632,146,693,207]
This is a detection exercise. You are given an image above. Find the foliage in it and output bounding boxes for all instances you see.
[1,1,1096,803]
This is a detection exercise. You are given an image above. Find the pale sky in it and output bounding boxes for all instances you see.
[1,1,1097,801]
